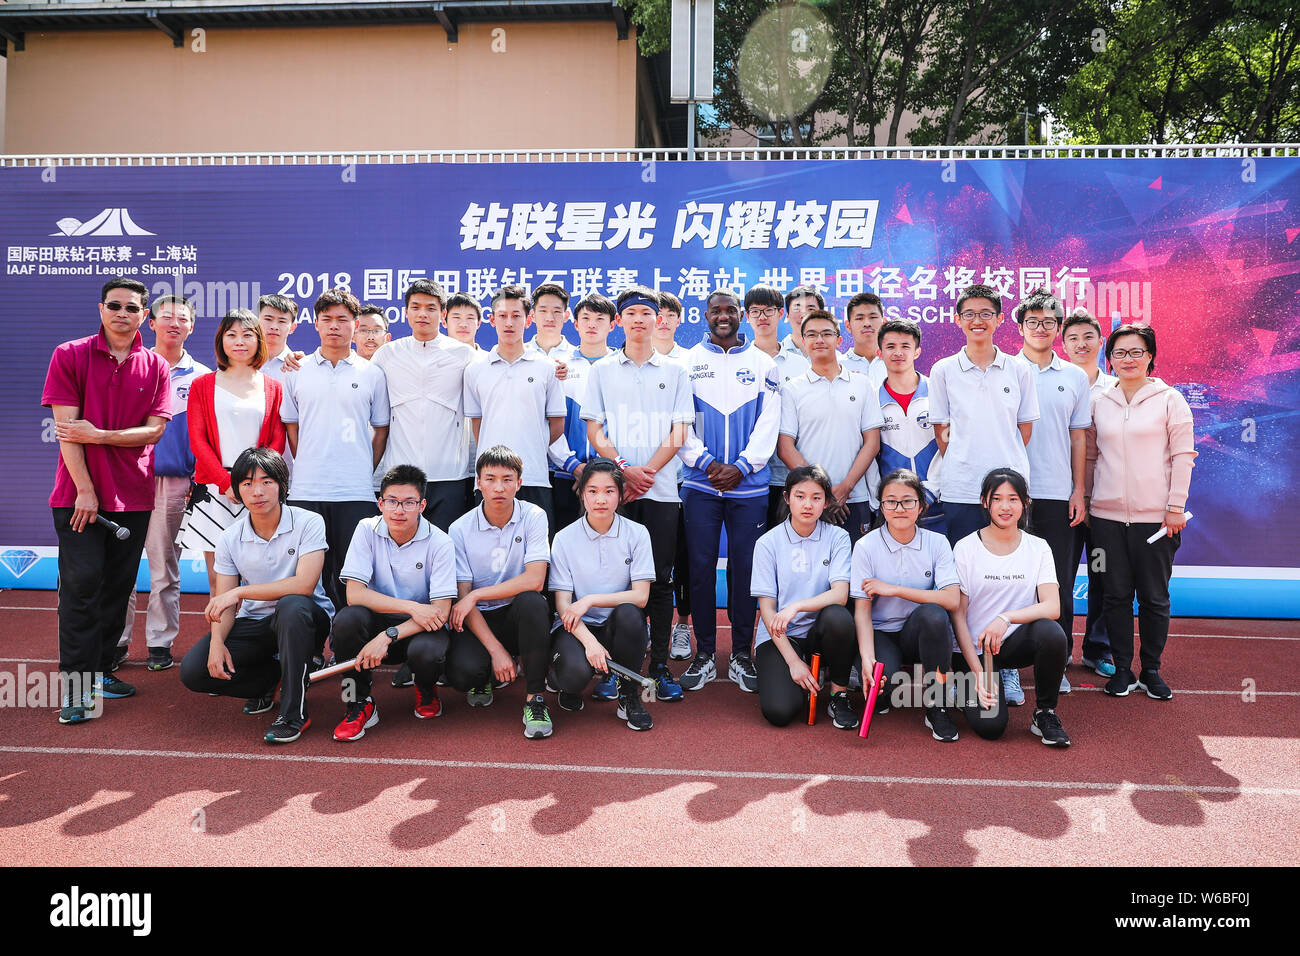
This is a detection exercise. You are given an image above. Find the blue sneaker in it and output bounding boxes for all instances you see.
[650,664,683,702]
[94,674,136,699]
[593,670,619,701]
[1001,668,1025,706]
[1082,653,1117,678]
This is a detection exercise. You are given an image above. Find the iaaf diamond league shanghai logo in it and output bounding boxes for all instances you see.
[50,208,155,237]
[0,550,40,580]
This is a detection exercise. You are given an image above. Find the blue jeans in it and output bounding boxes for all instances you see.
[682,488,767,657]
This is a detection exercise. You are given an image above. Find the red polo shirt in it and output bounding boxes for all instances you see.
[42,327,172,511]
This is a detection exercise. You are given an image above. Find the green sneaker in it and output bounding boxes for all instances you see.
[522,695,553,739]
[467,683,494,708]
[58,689,95,724]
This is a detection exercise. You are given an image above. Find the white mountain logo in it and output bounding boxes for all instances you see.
[51,208,155,237]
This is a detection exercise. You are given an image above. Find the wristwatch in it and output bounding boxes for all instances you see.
[385,626,400,640]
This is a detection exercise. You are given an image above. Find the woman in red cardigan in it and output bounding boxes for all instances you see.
[179,309,286,592]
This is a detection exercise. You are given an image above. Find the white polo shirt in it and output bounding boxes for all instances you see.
[280,349,390,501]
[449,500,551,611]
[779,364,885,503]
[339,514,457,604]
[1015,351,1091,501]
[214,505,333,620]
[582,349,695,502]
[768,347,811,488]
[750,519,852,648]
[842,350,888,388]
[850,526,960,635]
[370,334,475,483]
[927,346,1039,505]
[1089,369,1118,400]
[549,513,656,626]
[953,530,1056,640]
[463,347,567,488]
[658,344,691,368]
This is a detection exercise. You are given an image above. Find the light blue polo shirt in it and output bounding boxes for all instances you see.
[779,364,885,503]
[768,348,811,488]
[927,346,1039,505]
[280,349,390,501]
[583,349,695,502]
[214,505,333,620]
[549,513,656,626]
[750,519,851,648]
[1016,351,1091,501]
[463,347,567,488]
[449,500,551,611]
[339,515,457,604]
[850,526,960,638]
[842,350,887,388]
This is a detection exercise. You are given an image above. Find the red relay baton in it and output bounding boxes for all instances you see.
[858,661,887,739]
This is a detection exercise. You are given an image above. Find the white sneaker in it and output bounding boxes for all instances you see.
[669,624,693,660]
[1059,674,1072,695]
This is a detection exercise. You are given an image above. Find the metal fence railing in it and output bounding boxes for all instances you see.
[2,144,1298,166]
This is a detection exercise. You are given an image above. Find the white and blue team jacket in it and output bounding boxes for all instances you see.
[678,335,782,498]
[876,374,943,508]
[543,344,614,479]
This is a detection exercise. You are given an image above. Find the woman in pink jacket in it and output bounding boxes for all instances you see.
[1085,324,1196,701]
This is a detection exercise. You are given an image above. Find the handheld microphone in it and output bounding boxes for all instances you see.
[93,514,131,540]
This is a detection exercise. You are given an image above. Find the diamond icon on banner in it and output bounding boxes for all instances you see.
[0,549,40,579]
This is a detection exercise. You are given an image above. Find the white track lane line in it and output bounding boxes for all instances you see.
[1,744,1297,798]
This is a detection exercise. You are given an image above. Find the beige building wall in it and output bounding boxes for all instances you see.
[3,21,638,154]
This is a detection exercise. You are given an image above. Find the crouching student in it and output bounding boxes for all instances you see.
[852,469,963,742]
[180,448,333,744]
[329,464,457,742]
[752,466,856,729]
[549,459,657,732]
[445,446,554,739]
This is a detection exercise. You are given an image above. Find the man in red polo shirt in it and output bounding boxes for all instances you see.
[42,276,172,724]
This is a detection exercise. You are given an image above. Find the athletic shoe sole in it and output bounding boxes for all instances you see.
[95,684,136,699]
[1030,723,1071,746]
[413,702,443,719]
[923,714,958,742]
[830,714,860,730]
[616,703,653,731]
[333,707,380,741]
[679,669,715,691]
[1103,681,1140,697]
[58,711,92,725]
[1136,681,1173,700]
[523,720,554,739]
[266,718,310,744]
[669,648,693,661]
[465,696,492,708]
[728,663,758,694]
[655,687,685,702]
[147,660,174,672]
[243,697,276,715]
[1081,656,1117,678]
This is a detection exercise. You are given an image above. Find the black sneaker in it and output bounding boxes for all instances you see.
[1137,669,1173,700]
[826,691,860,730]
[923,706,959,742]
[95,674,136,699]
[679,653,716,691]
[391,662,414,688]
[146,647,174,671]
[243,693,276,715]
[1103,669,1139,697]
[110,645,129,672]
[265,714,310,744]
[616,684,653,731]
[1030,708,1071,747]
[557,691,584,712]
[728,652,759,693]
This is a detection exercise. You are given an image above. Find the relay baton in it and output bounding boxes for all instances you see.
[602,659,656,694]
[308,658,358,683]
[858,661,886,739]
[808,653,821,724]
[1146,512,1192,545]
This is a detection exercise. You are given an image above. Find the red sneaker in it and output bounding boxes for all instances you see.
[332,698,378,742]
[414,686,442,719]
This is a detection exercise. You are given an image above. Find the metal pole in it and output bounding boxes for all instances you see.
[688,0,696,161]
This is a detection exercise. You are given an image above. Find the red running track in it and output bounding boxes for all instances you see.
[1,589,1297,866]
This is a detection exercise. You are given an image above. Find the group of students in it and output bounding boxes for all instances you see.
[45,274,1196,750]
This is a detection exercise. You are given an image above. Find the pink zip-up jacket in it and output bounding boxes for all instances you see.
[1084,378,1196,524]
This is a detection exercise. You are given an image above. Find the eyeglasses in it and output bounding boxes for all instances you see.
[379,498,422,512]
[746,307,780,320]
[104,301,144,314]
[880,498,920,511]
[959,310,997,321]
[1110,348,1149,360]
[356,328,387,336]
[802,329,839,341]
[1021,318,1059,331]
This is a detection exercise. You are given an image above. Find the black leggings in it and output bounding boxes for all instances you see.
[551,603,646,692]
[871,603,954,684]
[754,605,855,727]
[949,618,1068,740]
[329,606,449,700]
[444,591,553,695]
[673,502,691,619]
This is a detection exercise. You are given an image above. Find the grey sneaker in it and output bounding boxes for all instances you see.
[466,683,494,708]
[678,653,716,691]
[728,652,759,693]
[1001,668,1025,706]
[669,624,693,660]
